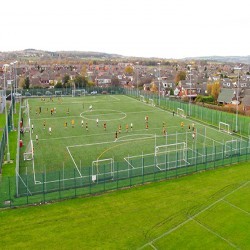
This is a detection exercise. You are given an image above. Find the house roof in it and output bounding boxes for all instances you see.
[217,88,235,103]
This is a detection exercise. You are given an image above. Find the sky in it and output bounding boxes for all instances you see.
[0,0,249,59]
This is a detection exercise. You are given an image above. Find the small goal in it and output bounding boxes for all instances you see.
[139,95,146,102]
[177,108,186,118]
[23,140,34,161]
[92,158,114,182]
[148,98,155,107]
[155,142,188,170]
[225,139,239,156]
[72,89,86,97]
[219,122,230,134]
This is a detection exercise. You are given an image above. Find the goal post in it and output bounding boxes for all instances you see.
[92,158,114,182]
[24,118,31,133]
[148,98,155,107]
[72,89,86,97]
[177,108,186,118]
[224,139,239,156]
[219,122,230,134]
[23,140,34,161]
[155,142,188,170]
[139,95,146,102]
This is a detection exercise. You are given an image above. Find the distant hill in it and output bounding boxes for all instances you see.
[0,49,123,60]
[0,49,249,63]
[184,55,250,64]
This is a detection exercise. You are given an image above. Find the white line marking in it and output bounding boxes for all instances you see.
[149,243,158,250]
[138,181,249,249]
[66,146,82,177]
[192,218,238,249]
[223,199,250,215]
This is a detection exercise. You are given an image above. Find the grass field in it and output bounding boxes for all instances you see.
[19,95,246,186]
[0,162,249,249]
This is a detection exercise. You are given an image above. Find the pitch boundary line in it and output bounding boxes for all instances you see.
[222,199,250,215]
[138,180,249,249]
[192,218,238,249]
[66,146,82,177]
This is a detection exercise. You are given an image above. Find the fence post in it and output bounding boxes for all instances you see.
[116,162,119,190]
[214,146,216,169]
[89,167,91,194]
[74,168,76,197]
[103,164,106,192]
[26,174,29,205]
[8,177,11,208]
[142,156,144,184]
[43,173,45,203]
[59,171,61,200]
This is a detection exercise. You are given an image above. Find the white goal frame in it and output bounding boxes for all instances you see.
[23,140,34,161]
[177,108,186,118]
[219,122,230,134]
[92,158,114,182]
[139,95,146,102]
[72,89,86,97]
[224,139,239,156]
[155,142,188,170]
[148,98,155,107]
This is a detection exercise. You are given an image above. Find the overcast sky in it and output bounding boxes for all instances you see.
[1,0,249,59]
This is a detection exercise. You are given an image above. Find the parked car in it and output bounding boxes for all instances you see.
[91,91,97,95]
[25,92,31,96]
[45,91,52,96]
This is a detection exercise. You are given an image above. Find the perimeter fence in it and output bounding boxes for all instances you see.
[0,136,249,208]
[1,90,250,208]
[125,89,250,136]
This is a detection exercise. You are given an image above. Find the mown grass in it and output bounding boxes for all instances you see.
[0,161,249,249]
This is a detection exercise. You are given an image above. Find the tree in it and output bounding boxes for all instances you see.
[54,81,63,88]
[174,71,186,84]
[24,77,30,89]
[207,81,220,101]
[74,75,87,89]
[124,65,134,75]
[62,74,70,88]
[211,81,220,101]
[80,65,87,77]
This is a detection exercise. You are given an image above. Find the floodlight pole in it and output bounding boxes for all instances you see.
[3,64,10,162]
[234,67,241,132]
[136,62,139,97]
[187,65,192,117]
[10,63,14,129]
[13,61,18,114]
[158,62,161,106]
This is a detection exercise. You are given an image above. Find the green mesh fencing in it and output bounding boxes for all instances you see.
[126,89,250,136]
[1,91,250,208]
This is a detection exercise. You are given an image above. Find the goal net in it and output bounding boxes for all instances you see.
[225,139,239,156]
[219,122,230,134]
[72,89,86,97]
[23,140,34,161]
[177,108,186,118]
[139,95,146,102]
[92,158,114,182]
[148,98,155,107]
[155,142,188,170]
[24,118,31,133]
